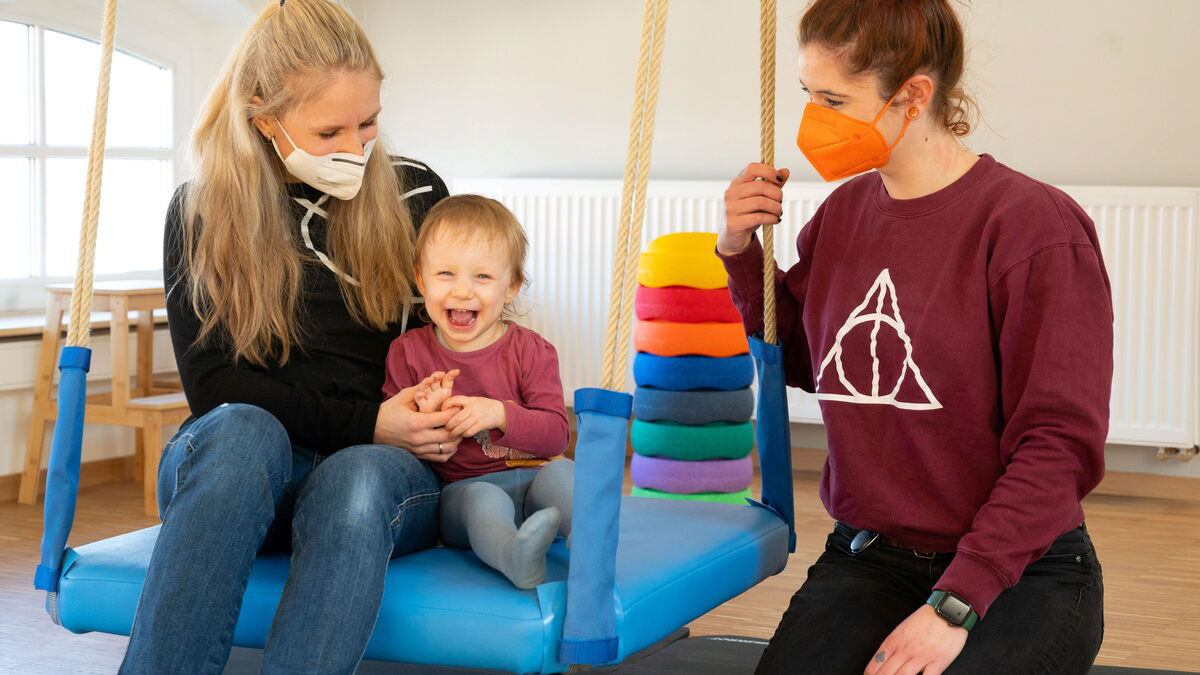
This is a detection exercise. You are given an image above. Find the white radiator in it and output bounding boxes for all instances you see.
[451,178,1200,450]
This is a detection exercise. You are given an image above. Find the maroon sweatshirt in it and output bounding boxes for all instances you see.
[719,154,1113,617]
[382,323,569,483]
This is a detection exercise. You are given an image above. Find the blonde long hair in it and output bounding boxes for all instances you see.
[182,0,415,366]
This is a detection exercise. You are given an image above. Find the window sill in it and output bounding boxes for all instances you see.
[0,309,169,340]
[0,272,165,315]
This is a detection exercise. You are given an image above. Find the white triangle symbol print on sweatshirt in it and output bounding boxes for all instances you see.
[815,268,942,410]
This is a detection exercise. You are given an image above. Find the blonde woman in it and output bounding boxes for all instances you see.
[120,2,455,672]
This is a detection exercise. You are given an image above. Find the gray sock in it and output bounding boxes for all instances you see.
[483,506,560,589]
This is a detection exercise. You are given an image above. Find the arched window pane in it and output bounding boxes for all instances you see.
[45,158,171,277]
[0,21,32,145]
[0,158,32,279]
[44,29,170,148]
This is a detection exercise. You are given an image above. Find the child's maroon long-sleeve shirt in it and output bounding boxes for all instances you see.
[719,154,1113,617]
[383,323,569,483]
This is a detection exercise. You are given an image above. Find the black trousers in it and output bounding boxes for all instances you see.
[756,523,1104,674]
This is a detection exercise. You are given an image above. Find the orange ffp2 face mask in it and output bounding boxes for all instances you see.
[796,89,914,182]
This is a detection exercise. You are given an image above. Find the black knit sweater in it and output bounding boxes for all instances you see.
[164,158,449,452]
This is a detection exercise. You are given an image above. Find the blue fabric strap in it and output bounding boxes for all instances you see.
[57,345,92,371]
[747,336,797,552]
[34,346,92,593]
[558,387,631,665]
[34,565,59,591]
[559,637,620,664]
[574,387,633,418]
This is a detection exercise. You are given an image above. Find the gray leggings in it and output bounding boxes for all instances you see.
[439,459,574,588]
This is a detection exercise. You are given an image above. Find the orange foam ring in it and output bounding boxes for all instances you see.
[634,320,750,358]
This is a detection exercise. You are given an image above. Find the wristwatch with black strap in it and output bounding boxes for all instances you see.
[926,590,979,631]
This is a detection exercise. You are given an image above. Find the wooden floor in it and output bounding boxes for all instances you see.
[2,472,1198,673]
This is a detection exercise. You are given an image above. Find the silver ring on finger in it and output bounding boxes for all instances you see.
[438,442,444,455]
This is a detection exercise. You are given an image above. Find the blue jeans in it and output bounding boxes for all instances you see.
[756,522,1104,674]
[119,403,440,675]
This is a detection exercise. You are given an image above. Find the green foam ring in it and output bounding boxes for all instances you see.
[630,419,754,461]
[630,486,753,505]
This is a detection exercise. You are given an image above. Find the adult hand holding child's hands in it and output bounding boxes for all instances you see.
[375,369,463,462]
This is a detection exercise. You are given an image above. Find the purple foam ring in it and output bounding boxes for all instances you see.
[629,454,753,495]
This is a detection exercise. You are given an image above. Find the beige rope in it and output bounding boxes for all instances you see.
[601,0,774,384]
[599,0,654,390]
[66,0,119,348]
[609,0,667,391]
[760,0,778,345]
[599,0,669,391]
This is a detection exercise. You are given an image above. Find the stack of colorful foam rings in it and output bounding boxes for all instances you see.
[630,232,755,505]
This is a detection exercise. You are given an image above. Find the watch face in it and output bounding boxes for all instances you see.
[938,594,971,625]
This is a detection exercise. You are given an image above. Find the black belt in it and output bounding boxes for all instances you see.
[837,522,946,559]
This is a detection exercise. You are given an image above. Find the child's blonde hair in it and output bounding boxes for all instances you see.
[417,195,529,292]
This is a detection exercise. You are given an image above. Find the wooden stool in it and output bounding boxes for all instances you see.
[19,280,192,517]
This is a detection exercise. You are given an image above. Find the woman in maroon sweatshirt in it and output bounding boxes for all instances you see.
[718,1,1111,673]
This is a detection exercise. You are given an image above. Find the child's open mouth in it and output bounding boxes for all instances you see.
[447,309,478,330]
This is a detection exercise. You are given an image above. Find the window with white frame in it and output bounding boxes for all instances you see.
[0,19,172,310]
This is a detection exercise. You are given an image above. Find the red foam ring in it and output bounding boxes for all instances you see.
[635,285,742,323]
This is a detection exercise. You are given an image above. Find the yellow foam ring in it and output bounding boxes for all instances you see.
[637,232,729,289]
[634,320,749,357]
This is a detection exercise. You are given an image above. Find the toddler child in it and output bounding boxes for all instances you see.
[382,194,572,589]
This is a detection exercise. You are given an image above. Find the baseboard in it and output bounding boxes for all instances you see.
[0,455,134,503]
[6,444,1192,505]
[790,447,827,473]
[1093,470,1200,502]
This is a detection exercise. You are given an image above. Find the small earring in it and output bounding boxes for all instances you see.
[906,106,921,120]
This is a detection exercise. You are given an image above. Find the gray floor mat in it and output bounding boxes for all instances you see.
[224,633,1196,674]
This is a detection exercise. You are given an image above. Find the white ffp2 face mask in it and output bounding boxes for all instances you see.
[271,121,375,200]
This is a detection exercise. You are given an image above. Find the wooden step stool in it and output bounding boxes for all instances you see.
[18,280,192,517]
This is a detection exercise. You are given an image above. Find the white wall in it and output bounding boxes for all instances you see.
[352,0,1200,188]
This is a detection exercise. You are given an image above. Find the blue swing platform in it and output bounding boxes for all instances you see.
[55,495,789,673]
[41,374,796,674]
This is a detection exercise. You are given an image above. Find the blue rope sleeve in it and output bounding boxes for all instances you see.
[747,336,796,552]
[558,387,632,665]
[34,346,92,596]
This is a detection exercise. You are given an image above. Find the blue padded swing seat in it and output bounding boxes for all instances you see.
[56,496,789,674]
